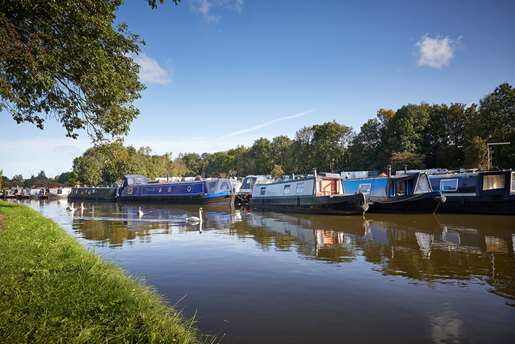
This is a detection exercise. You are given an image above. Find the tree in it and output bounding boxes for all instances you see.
[376,108,395,126]
[0,169,3,190]
[271,164,284,178]
[385,104,431,154]
[227,146,249,176]
[56,172,72,185]
[0,0,183,141]
[390,151,425,170]
[148,0,180,9]
[248,138,274,175]
[67,171,79,186]
[474,83,515,168]
[12,174,24,187]
[423,104,473,168]
[291,126,315,174]
[310,121,353,172]
[73,154,103,186]
[180,153,203,176]
[271,136,293,172]
[464,136,488,169]
[349,118,384,170]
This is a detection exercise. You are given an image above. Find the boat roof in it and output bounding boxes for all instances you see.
[344,172,423,181]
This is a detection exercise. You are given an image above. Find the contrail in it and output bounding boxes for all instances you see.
[221,109,316,138]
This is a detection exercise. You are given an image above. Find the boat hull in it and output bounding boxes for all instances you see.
[436,195,515,215]
[250,193,368,215]
[368,192,444,213]
[117,194,232,204]
[68,187,118,201]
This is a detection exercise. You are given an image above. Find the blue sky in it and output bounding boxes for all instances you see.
[1,0,514,178]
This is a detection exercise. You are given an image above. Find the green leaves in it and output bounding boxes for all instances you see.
[0,0,145,142]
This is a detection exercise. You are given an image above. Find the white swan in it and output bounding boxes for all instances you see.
[187,208,203,225]
[138,207,144,218]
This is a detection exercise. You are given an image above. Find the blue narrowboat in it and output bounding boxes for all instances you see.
[343,172,445,213]
[118,175,234,204]
[429,169,515,215]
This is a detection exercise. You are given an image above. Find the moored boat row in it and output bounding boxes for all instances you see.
[64,168,515,216]
[1,187,72,200]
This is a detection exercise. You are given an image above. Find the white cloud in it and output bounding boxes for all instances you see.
[134,53,172,85]
[221,109,315,138]
[190,0,244,22]
[415,35,459,69]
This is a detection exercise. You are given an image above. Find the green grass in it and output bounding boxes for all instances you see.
[0,201,207,344]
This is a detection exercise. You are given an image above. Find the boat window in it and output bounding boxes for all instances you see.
[394,180,406,196]
[439,179,458,192]
[511,172,515,193]
[283,185,291,194]
[414,175,431,194]
[319,179,338,196]
[296,182,304,194]
[260,186,266,195]
[483,174,505,191]
[358,183,371,194]
[241,177,256,190]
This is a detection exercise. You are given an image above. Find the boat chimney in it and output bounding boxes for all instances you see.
[387,165,392,177]
[404,164,408,174]
[313,169,317,179]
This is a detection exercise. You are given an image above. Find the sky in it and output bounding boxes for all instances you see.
[1,0,515,178]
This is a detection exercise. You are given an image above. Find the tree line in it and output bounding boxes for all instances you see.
[0,170,71,189]
[174,83,514,177]
[2,82,513,187]
[62,82,513,186]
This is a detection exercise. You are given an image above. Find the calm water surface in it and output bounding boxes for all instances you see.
[23,200,515,343]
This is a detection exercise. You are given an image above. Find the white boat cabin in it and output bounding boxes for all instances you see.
[252,174,344,199]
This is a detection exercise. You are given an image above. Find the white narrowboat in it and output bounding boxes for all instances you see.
[250,172,368,215]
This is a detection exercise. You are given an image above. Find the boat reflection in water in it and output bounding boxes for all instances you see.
[70,202,242,247]
[235,212,515,299]
[38,200,515,300]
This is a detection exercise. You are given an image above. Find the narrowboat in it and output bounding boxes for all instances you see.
[47,187,72,199]
[429,169,515,215]
[235,175,272,206]
[29,188,45,199]
[117,175,234,204]
[250,172,368,215]
[343,172,445,213]
[68,187,118,201]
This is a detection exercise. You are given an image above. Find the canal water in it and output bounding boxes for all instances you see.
[22,200,515,343]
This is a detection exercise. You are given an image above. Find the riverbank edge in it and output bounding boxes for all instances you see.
[0,201,207,343]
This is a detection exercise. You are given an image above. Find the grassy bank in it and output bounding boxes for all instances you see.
[0,201,205,343]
